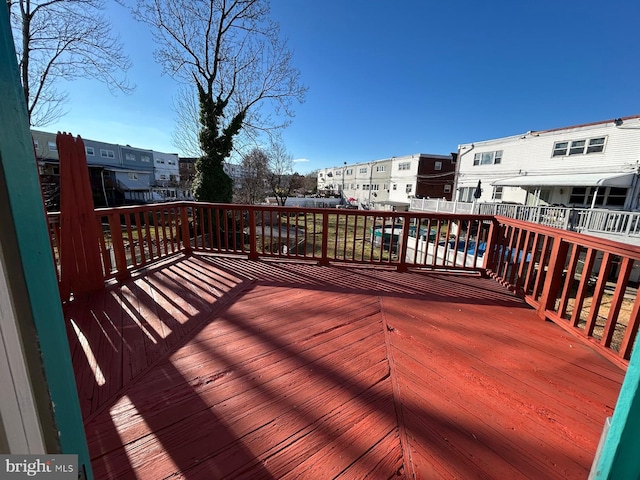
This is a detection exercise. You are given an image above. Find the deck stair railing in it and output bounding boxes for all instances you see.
[48,201,640,367]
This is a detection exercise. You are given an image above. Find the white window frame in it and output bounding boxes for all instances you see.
[444,184,452,194]
[552,142,568,157]
[47,141,57,151]
[434,161,442,171]
[492,186,503,200]
[359,167,367,174]
[473,151,503,166]
[125,153,135,161]
[398,162,411,171]
[405,184,413,194]
[569,140,586,155]
[587,137,606,153]
[100,149,115,159]
[376,165,386,172]
[85,146,95,156]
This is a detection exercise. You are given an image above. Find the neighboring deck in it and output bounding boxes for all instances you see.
[64,254,624,479]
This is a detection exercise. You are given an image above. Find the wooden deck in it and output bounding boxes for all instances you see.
[64,254,625,479]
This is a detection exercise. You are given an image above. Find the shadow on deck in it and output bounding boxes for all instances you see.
[64,254,624,479]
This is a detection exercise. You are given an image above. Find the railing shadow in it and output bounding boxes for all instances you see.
[64,253,623,478]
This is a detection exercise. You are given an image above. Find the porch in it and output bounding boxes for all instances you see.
[54,202,640,478]
[67,254,623,479]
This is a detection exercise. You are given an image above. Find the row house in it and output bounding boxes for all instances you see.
[317,153,456,210]
[31,130,179,207]
[152,151,180,200]
[455,115,640,210]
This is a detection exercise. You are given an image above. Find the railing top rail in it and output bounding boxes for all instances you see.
[87,201,498,221]
[496,215,640,258]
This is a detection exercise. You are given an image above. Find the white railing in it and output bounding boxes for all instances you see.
[410,199,640,243]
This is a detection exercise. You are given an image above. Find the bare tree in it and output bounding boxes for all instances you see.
[7,0,133,126]
[267,140,300,206]
[236,147,269,204]
[171,86,204,158]
[133,0,306,203]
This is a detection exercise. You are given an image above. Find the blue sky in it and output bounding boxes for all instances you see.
[45,0,640,174]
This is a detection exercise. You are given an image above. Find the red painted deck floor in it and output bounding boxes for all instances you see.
[64,254,625,479]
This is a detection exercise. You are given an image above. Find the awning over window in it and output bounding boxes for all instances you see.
[492,172,636,188]
[117,177,150,191]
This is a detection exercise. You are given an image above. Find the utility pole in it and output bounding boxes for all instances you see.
[342,161,346,202]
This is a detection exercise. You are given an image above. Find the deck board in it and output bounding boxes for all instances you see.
[64,254,625,479]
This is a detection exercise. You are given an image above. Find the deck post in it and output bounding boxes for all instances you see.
[397,215,411,272]
[591,345,640,479]
[180,203,192,254]
[319,212,330,266]
[248,209,259,260]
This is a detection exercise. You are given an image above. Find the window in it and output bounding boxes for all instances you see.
[371,184,380,191]
[125,153,135,161]
[587,137,605,153]
[141,155,150,162]
[48,141,57,151]
[434,161,442,171]
[606,187,627,206]
[444,184,452,193]
[335,170,342,176]
[319,173,323,177]
[85,146,95,156]
[346,169,353,175]
[405,184,413,194]
[359,167,367,174]
[33,139,39,149]
[569,140,586,155]
[398,162,411,171]
[569,186,627,206]
[356,184,360,189]
[458,187,475,202]
[392,184,397,190]
[376,165,385,172]
[100,149,115,159]
[552,142,568,157]
[363,184,370,190]
[473,151,502,165]
[492,186,503,200]
[156,158,165,164]
[553,136,606,156]
[160,174,167,180]
[128,172,138,180]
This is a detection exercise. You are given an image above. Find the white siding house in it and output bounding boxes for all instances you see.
[455,116,640,210]
[389,154,420,208]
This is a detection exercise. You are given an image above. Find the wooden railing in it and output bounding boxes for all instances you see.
[487,216,640,368]
[49,201,640,367]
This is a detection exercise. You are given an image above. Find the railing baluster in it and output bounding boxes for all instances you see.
[585,252,612,337]
[601,257,633,349]
[570,248,597,328]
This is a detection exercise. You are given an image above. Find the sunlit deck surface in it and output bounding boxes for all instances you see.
[64,254,624,479]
